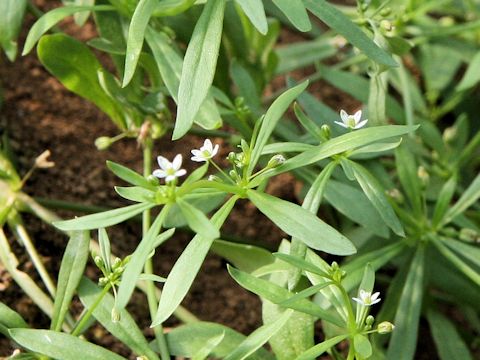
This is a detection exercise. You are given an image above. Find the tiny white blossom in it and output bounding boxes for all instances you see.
[153,154,187,182]
[335,109,368,130]
[352,289,381,306]
[191,139,219,162]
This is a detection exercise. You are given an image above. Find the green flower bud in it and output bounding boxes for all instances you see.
[459,228,479,243]
[94,256,104,269]
[443,127,457,142]
[112,257,122,270]
[111,307,121,323]
[227,152,237,164]
[380,7,391,16]
[417,166,429,186]
[377,321,395,334]
[380,20,393,31]
[267,154,286,168]
[366,315,375,325]
[321,124,331,140]
[98,277,108,286]
[95,136,113,150]
[386,188,404,204]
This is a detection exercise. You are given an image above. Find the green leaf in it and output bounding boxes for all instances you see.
[432,176,457,227]
[152,0,196,17]
[439,238,480,270]
[272,0,311,32]
[192,331,225,360]
[427,309,473,360]
[350,161,404,236]
[123,0,158,87]
[395,142,422,215]
[227,265,344,327]
[211,239,275,273]
[51,231,89,331]
[177,198,220,239]
[280,282,333,306]
[248,81,309,175]
[276,39,335,74]
[434,241,480,287]
[23,5,114,55]
[293,102,322,141]
[78,278,159,360]
[37,34,126,129]
[107,160,155,189]
[115,186,155,203]
[53,202,154,231]
[247,189,356,255]
[354,334,372,358]
[0,302,28,337]
[387,246,425,360]
[442,173,480,226]
[224,309,294,360]
[324,180,390,238]
[173,0,226,139]
[72,0,95,27]
[116,208,173,309]
[304,0,396,67]
[274,253,330,279]
[456,51,480,91]
[165,322,273,359]
[153,196,238,326]
[98,229,112,272]
[0,0,27,61]
[9,329,126,359]
[145,28,222,131]
[235,0,268,35]
[259,125,417,181]
[294,334,349,360]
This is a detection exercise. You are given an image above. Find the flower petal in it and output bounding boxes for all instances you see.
[352,297,363,305]
[152,169,167,178]
[165,174,176,182]
[191,155,206,162]
[354,110,362,122]
[334,121,348,128]
[157,156,170,170]
[371,292,380,301]
[354,119,368,129]
[340,109,348,122]
[191,149,203,157]
[172,154,183,170]
[211,144,219,157]
[203,139,213,152]
[176,169,187,177]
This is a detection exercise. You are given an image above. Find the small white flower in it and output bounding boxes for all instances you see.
[191,139,219,162]
[335,109,368,130]
[352,289,381,306]
[152,154,187,182]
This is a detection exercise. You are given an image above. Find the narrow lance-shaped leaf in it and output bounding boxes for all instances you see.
[387,246,425,360]
[123,0,158,87]
[192,331,225,360]
[248,81,309,175]
[235,0,268,35]
[395,143,422,215]
[294,334,349,360]
[116,208,174,310]
[78,278,159,360]
[427,309,473,360]
[153,196,238,326]
[303,0,397,67]
[350,161,405,236]
[442,173,480,226]
[224,309,294,360]
[0,0,27,61]
[247,189,356,255]
[53,202,154,231]
[0,302,28,337]
[51,231,89,331]
[107,160,155,189]
[177,198,220,240]
[272,0,311,32]
[9,329,126,360]
[23,5,114,55]
[173,0,226,139]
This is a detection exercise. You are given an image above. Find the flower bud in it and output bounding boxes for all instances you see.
[377,321,395,334]
[111,307,121,323]
[320,125,331,140]
[95,136,113,150]
[443,127,457,143]
[35,150,55,169]
[227,152,237,164]
[439,16,455,27]
[380,20,393,31]
[366,315,375,325]
[98,277,108,286]
[386,188,404,204]
[267,154,286,168]
[112,257,122,270]
[417,166,429,186]
[459,228,479,243]
[94,256,104,269]
[208,175,220,182]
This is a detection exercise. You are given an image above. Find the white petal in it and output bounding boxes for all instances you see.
[172,154,183,170]
[157,156,171,170]
[203,139,213,153]
[371,297,381,305]
[340,109,348,122]
[371,292,380,301]
[165,174,176,182]
[176,169,187,177]
[191,155,207,162]
[359,289,368,300]
[354,119,368,129]
[152,169,167,178]
[191,149,203,157]
[211,144,219,157]
[334,121,348,128]
[352,297,364,305]
[354,110,362,122]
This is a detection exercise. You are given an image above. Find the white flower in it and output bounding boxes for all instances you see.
[152,154,187,182]
[191,139,219,162]
[352,289,381,306]
[335,109,368,130]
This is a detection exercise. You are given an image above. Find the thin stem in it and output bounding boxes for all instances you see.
[143,140,170,360]
[71,283,111,336]
[15,224,57,298]
[209,160,235,184]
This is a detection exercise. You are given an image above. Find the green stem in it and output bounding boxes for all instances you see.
[143,140,170,360]
[14,224,57,298]
[71,283,111,336]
